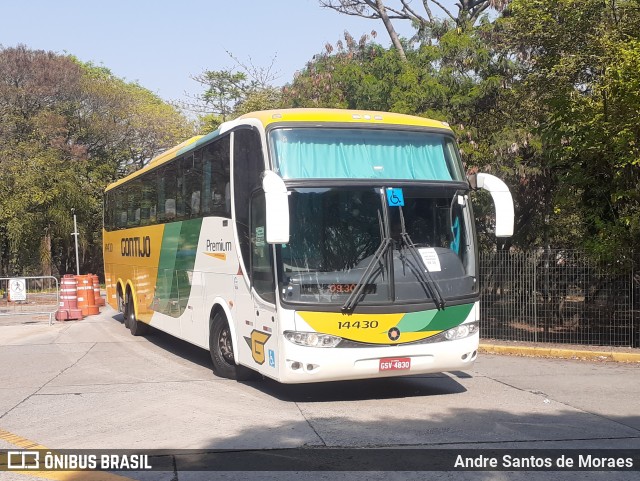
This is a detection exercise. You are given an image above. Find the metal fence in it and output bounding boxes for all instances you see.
[479,250,639,347]
[0,276,59,325]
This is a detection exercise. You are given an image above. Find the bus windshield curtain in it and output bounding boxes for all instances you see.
[272,129,454,181]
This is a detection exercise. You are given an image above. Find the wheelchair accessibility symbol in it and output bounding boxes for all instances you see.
[386,188,404,207]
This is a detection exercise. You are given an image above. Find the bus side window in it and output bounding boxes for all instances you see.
[104,191,112,231]
[128,178,141,228]
[250,191,275,303]
[234,128,264,275]
[184,152,202,218]
[157,168,164,222]
[140,171,157,226]
[162,163,179,221]
[165,199,176,220]
[176,159,186,220]
[116,186,127,229]
[202,147,212,215]
[203,136,231,217]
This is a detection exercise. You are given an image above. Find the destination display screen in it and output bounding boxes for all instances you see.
[300,284,377,296]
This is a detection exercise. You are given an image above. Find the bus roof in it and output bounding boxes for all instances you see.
[236,108,453,131]
[105,135,203,191]
[105,108,452,192]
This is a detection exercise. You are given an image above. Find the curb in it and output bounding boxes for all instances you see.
[479,343,640,363]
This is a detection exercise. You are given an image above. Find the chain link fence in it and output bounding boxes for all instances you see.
[479,250,639,347]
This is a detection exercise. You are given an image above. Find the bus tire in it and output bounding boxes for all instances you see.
[117,288,125,313]
[126,294,149,336]
[118,292,127,326]
[123,293,132,329]
[209,312,259,381]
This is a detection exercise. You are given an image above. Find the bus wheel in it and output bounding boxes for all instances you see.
[123,294,132,329]
[117,290,125,313]
[209,312,259,381]
[126,295,149,336]
[118,292,126,326]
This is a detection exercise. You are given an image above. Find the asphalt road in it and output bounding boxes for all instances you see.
[0,307,638,481]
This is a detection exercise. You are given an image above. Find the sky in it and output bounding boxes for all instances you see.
[0,0,448,105]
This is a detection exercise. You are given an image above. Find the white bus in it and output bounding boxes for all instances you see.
[104,109,513,383]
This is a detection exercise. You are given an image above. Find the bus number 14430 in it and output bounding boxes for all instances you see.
[338,320,379,330]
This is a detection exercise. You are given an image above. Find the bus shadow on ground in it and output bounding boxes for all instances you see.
[255,374,467,403]
[111,313,213,369]
[110,313,467,402]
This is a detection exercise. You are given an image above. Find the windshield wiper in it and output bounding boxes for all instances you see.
[397,206,446,310]
[342,209,391,313]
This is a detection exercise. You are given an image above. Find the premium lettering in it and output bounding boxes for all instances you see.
[206,239,232,252]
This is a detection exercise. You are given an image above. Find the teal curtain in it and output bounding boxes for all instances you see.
[271,129,456,181]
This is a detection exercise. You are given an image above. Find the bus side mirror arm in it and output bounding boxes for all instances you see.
[262,171,290,244]
[470,173,514,238]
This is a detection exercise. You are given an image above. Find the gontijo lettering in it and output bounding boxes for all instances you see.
[121,236,151,257]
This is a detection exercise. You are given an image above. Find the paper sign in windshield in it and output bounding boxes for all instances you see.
[418,248,441,272]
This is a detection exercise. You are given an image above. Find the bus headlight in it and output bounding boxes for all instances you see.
[284,331,342,348]
[443,322,479,341]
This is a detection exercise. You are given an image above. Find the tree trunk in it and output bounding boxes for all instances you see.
[375,0,408,62]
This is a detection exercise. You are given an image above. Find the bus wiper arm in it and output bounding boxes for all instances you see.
[398,207,446,310]
[342,210,390,313]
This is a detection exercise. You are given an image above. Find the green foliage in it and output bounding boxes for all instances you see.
[499,0,640,254]
[0,45,192,277]
[4,0,639,279]
[196,69,249,120]
[286,1,640,256]
[188,53,283,125]
[282,29,546,250]
[197,114,224,135]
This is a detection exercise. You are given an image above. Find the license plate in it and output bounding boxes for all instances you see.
[379,357,411,372]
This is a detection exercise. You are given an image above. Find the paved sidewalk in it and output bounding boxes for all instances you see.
[480,340,640,363]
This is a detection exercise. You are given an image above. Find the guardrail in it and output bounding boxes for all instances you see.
[0,276,59,325]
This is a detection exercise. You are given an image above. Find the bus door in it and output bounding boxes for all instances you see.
[180,270,204,345]
[243,190,279,376]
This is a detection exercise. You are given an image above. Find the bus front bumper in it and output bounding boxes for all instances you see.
[276,332,479,384]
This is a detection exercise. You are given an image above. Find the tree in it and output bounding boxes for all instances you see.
[0,45,192,277]
[319,0,511,58]
[283,32,397,110]
[189,69,250,120]
[186,52,283,130]
[283,27,548,251]
[298,1,640,256]
[498,0,640,255]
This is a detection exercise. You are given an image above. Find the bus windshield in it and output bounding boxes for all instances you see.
[279,186,477,307]
[269,128,465,181]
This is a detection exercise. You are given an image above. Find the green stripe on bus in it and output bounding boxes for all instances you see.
[398,303,473,333]
[156,218,203,318]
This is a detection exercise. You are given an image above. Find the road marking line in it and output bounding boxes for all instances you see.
[0,428,131,481]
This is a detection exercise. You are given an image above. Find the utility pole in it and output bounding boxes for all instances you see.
[71,209,80,275]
